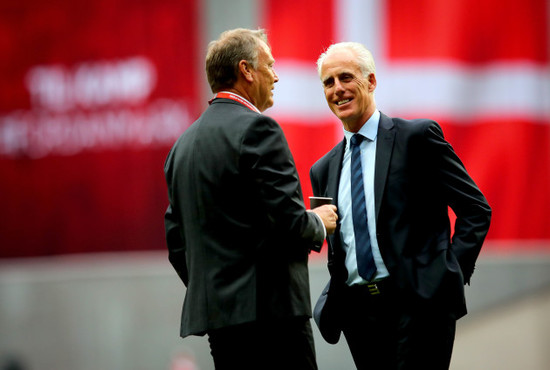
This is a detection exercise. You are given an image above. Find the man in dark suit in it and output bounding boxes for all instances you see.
[310,42,492,369]
[164,28,338,370]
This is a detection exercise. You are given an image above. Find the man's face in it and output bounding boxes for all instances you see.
[320,48,376,132]
[250,42,279,112]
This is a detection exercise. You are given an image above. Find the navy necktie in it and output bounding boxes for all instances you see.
[350,134,377,281]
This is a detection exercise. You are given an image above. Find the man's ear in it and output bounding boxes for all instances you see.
[239,60,254,83]
[368,73,377,92]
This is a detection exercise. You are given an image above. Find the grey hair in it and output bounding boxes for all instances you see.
[316,42,376,79]
[206,28,269,93]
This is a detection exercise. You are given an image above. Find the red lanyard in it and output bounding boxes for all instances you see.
[211,92,259,113]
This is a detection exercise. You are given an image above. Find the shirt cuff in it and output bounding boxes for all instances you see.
[308,210,327,240]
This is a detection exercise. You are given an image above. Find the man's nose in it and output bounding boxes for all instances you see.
[334,79,345,93]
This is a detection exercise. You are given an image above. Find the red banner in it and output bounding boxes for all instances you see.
[263,0,550,249]
[385,0,550,244]
[0,0,200,257]
[1,0,548,258]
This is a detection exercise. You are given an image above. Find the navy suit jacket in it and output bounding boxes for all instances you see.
[310,112,491,343]
[165,98,325,338]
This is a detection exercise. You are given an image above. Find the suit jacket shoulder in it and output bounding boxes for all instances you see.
[164,98,325,337]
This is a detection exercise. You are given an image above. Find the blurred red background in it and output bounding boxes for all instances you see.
[1,0,548,258]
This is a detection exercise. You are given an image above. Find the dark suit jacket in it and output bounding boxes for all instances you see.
[164,98,325,338]
[310,112,491,343]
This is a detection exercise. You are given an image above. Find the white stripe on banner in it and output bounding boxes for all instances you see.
[376,62,550,120]
[270,61,332,120]
[270,60,550,123]
[335,0,384,58]
[269,0,550,124]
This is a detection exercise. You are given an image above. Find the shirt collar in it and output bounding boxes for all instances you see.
[215,91,260,113]
[343,109,380,148]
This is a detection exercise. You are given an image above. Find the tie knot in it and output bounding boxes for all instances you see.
[350,134,364,147]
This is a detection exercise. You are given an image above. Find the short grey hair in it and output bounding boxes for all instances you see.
[206,28,269,93]
[316,42,376,79]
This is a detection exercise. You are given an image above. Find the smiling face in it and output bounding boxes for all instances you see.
[320,48,377,132]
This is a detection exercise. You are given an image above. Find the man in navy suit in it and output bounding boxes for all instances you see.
[311,42,491,369]
[164,28,338,370]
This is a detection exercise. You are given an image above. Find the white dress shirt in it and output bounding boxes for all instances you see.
[338,109,390,285]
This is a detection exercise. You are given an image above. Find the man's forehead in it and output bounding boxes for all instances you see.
[258,42,274,62]
[321,63,359,80]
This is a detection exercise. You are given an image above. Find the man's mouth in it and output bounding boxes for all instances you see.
[336,98,351,106]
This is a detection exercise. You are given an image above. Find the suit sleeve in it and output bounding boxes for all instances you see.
[425,122,492,283]
[164,149,189,286]
[241,115,325,248]
[164,204,189,286]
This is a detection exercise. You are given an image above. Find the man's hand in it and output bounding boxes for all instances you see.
[311,204,338,235]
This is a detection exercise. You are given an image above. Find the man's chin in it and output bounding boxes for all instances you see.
[263,100,274,111]
[334,109,352,121]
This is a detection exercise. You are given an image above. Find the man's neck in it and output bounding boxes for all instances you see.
[216,90,260,113]
[223,86,257,110]
[342,106,377,133]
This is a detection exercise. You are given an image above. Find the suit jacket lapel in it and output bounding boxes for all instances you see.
[327,139,345,202]
[322,140,345,257]
[374,113,395,220]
